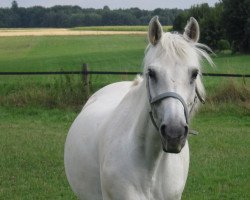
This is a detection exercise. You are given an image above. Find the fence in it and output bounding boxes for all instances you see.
[1,63,249,77]
[1,71,249,77]
[1,63,249,96]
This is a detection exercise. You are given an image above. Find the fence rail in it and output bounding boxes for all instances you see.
[0,71,249,78]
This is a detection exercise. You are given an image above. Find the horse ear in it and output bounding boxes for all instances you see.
[148,16,163,45]
[183,17,200,43]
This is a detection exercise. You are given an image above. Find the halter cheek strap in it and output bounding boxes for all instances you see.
[146,72,202,132]
[148,93,189,130]
[150,92,189,124]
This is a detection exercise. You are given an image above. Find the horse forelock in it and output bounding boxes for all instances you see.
[144,32,214,70]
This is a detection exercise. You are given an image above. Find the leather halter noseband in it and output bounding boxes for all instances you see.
[145,72,203,131]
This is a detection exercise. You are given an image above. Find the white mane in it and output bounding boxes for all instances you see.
[144,32,214,71]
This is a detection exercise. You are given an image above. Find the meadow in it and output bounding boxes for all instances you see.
[1,104,249,199]
[0,33,249,199]
[0,35,249,108]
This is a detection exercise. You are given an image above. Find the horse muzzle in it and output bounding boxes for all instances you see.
[160,123,188,153]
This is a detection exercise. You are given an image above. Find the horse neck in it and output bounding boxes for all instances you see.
[123,80,162,170]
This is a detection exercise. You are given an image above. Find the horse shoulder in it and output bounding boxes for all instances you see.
[64,81,132,199]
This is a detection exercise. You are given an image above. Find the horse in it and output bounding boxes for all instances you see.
[64,16,213,200]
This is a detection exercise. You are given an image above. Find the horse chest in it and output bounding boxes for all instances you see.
[100,147,188,200]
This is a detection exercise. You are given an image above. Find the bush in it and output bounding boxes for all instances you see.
[0,75,89,110]
[217,39,230,51]
[207,80,250,104]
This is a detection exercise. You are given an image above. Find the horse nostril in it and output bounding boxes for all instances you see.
[184,125,189,136]
[160,124,166,137]
[160,123,188,139]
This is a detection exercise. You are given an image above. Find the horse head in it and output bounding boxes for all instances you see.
[144,16,213,153]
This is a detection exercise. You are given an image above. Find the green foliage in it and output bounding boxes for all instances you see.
[0,2,182,27]
[173,0,250,53]
[11,1,18,11]
[173,3,226,50]
[222,0,250,53]
[217,39,230,51]
[172,11,189,32]
[207,80,250,104]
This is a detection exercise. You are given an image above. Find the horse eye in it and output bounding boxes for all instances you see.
[148,69,156,79]
[191,69,199,80]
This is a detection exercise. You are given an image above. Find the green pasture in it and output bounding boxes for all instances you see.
[0,35,249,108]
[0,33,249,199]
[0,104,249,199]
[0,35,249,74]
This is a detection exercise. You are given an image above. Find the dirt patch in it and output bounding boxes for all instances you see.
[0,29,146,37]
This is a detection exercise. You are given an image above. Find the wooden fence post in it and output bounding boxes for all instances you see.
[82,63,90,99]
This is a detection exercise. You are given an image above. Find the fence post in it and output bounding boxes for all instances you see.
[82,63,90,99]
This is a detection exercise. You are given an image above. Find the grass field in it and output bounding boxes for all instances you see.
[0,104,249,199]
[0,32,249,199]
[0,35,249,108]
[0,35,249,74]
[0,106,76,199]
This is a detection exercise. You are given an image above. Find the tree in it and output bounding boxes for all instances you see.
[222,0,250,53]
[173,3,226,50]
[0,4,183,28]
[103,6,110,11]
[173,11,189,32]
[10,1,21,27]
[11,1,18,11]
[200,3,226,49]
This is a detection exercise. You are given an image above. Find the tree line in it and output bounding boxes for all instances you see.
[0,1,182,28]
[173,0,250,53]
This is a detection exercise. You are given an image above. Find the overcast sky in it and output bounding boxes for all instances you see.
[0,0,220,10]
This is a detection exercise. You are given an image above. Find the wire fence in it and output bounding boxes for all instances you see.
[0,71,249,78]
[1,65,248,104]
[0,63,249,77]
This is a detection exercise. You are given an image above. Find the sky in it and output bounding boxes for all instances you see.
[0,0,220,10]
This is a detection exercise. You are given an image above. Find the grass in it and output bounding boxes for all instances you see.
[0,106,77,199]
[0,35,249,109]
[0,104,249,199]
[71,25,172,32]
[183,104,250,200]
[0,32,249,199]
[0,35,147,108]
[0,35,146,72]
[0,35,249,74]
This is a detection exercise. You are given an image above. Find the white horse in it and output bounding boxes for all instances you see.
[64,16,213,200]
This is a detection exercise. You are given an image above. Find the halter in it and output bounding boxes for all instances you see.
[145,72,204,132]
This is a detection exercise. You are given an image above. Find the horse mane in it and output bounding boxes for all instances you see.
[132,75,143,86]
[144,32,214,69]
